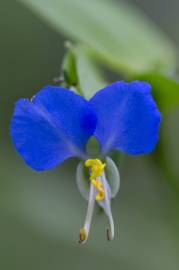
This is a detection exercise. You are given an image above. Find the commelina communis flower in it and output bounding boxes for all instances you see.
[10,81,161,244]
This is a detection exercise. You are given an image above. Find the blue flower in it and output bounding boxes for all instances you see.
[10,81,161,243]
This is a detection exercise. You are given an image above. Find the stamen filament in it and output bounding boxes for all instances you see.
[106,213,114,241]
[79,182,96,244]
[101,172,115,241]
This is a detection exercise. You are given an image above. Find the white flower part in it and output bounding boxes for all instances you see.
[97,172,114,241]
[76,157,120,201]
[78,180,96,244]
[76,162,89,201]
[105,157,120,198]
[77,158,119,243]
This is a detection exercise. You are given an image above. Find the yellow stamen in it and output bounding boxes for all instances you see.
[85,159,106,201]
[85,159,106,180]
[91,179,105,201]
[79,227,87,243]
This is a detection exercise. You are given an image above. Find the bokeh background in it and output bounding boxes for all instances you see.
[0,0,179,269]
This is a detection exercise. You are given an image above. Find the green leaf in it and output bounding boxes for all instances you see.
[62,46,78,87]
[60,45,106,99]
[74,46,106,99]
[18,0,177,75]
[137,73,179,112]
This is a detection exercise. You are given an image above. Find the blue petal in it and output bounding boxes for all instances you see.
[10,86,97,171]
[89,81,161,155]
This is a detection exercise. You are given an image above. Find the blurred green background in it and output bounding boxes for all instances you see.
[0,0,179,269]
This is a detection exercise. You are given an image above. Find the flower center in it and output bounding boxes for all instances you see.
[78,158,115,244]
[85,159,106,201]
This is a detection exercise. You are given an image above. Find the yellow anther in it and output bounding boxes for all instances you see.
[91,179,105,201]
[79,227,87,243]
[85,159,106,201]
[91,179,102,189]
[96,190,105,201]
[85,159,106,180]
